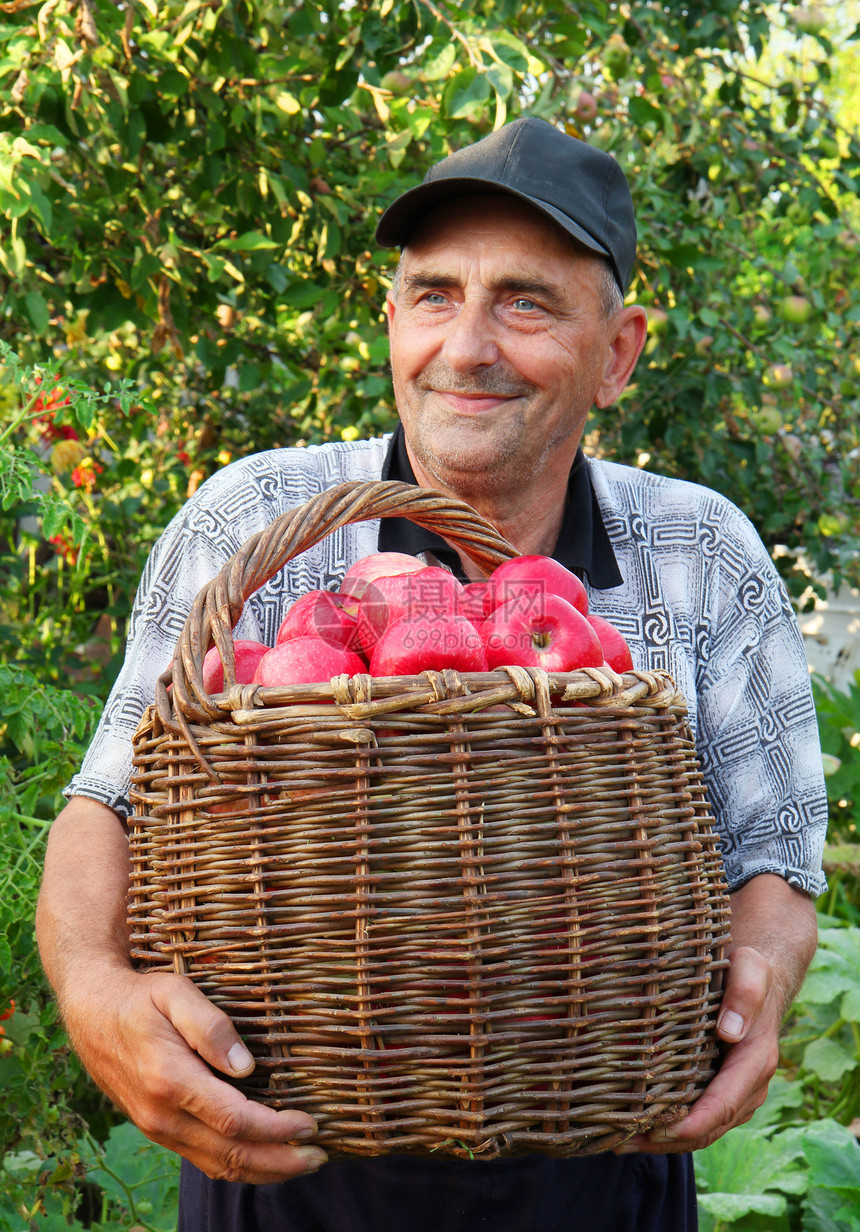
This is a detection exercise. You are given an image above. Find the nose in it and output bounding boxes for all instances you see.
[440,299,500,372]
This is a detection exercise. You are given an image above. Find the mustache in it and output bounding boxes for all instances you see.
[416,360,533,398]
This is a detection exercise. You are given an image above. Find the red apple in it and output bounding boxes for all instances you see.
[340,551,425,606]
[253,637,366,686]
[370,614,489,677]
[202,639,270,693]
[574,89,598,123]
[484,555,589,619]
[462,581,490,627]
[276,589,358,650]
[481,593,603,672]
[357,566,464,653]
[587,613,634,673]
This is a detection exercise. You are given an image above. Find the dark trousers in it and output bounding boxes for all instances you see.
[178,1151,697,1231]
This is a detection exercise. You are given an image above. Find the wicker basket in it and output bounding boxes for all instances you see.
[128,479,731,1159]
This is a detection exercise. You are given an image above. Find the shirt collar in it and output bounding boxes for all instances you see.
[377,424,623,589]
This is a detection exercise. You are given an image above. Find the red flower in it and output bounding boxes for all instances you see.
[34,380,72,413]
[71,459,104,491]
[33,378,76,442]
[49,534,79,565]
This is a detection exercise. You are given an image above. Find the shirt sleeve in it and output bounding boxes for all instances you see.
[65,474,272,817]
[693,503,828,896]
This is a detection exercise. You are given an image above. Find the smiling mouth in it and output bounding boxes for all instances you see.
[435,388,513,398]
[431,379,530,399]
[433,390,518,413]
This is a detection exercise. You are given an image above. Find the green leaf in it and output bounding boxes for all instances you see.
[403,107,434,140]
[749,1073,805,1126]
[797,933,860,1006]
[695,1114,808,1207]
[88,1121,180,1229]
[0,448,36,510]
[385,129,413,168]
[666,243,704,269]
[206,123,226,153]
[127,107,147,156]
[802,1119,860,1192]
[216,232,280,252]
[485,62,514,103]
[483,31,532,74]
[237,362,261,393]
[819,930,860,965]
[25,292,50,334]
[266,263,288,294]
[158,69,189,102]
[800,961,857,1004]
[698,1191,787,1221]
[629,96,663,130]
[803,1187,860,1232]
[802,1037,858,1083]
[420,42,457,82]
[842,985,860,1021]
[204,253,227,282]
[446,68,492,119]
[28,183,53,231]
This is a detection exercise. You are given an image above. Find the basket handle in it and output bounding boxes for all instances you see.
[164,479,519,722]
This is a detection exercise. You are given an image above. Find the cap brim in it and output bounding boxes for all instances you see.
[375,176,613,264]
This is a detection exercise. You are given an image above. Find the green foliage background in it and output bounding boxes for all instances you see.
[3,0,859,610]
[0,0,859,1227]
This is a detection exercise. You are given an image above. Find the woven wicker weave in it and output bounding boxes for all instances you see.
[128,480,731,1159]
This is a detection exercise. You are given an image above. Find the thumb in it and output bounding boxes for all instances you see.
[148,973,256,1077]
[716,945,771,1044]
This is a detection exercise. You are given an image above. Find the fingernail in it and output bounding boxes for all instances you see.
[296,1146,328,1173]
[294,1123,318,1141]
[718,1009,745,1041]
[227,1041,254,1073]
[650,1126,679,1144]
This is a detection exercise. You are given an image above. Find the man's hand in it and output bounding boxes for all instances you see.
[615,873,817,1155]
[62,964,327,1184]
[37,797,327,1184]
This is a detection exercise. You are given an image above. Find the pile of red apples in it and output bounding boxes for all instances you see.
[202,552,633,693]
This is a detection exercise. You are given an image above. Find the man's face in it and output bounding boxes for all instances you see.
[386,195,622,500]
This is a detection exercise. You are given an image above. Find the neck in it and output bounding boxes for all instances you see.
[405,445,569,579]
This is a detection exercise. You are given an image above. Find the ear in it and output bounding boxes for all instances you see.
[385,292,396,333]
[595,305,648,408]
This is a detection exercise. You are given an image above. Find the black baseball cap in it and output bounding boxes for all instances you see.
[375,116,637,292]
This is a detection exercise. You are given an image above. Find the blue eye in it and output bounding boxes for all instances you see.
[512,297,538,311]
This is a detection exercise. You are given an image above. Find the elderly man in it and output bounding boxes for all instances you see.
[37,117,825,1231]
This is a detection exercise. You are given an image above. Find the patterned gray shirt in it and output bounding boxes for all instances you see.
[67,435,827,896]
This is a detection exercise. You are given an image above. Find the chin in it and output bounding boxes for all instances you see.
[410,420,525,490]
[423,447,523,497]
